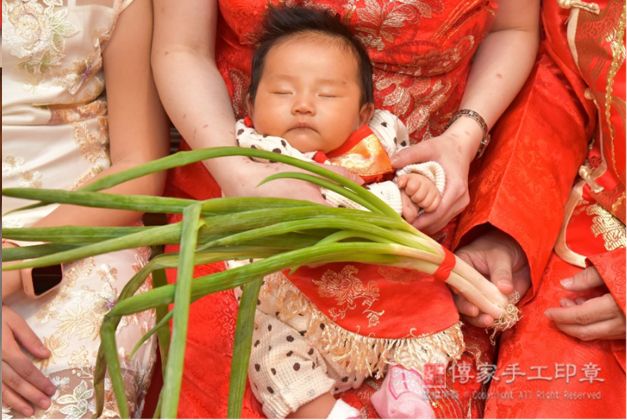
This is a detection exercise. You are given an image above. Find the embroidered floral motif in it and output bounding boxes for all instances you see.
[56,380,94,418]
[375,73,452,139]
[377,266,415,284]
[3,0,80,75]
[2,154,44,188]
[48,99,108,125]
[34,334,70,372]
[1,218,24,229]
[69,165,106,191]
[351,0,444,51]
[313,265,380,321]
[54,303,104,340]
[2,155,25,177]
[71,118,110,163]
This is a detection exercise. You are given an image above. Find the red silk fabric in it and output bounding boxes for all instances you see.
[164,1,499,418]
[454,1,625,418]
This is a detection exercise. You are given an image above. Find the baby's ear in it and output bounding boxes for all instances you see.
[359,103,375,126]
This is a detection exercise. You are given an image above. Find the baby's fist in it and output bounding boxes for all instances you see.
[397,173,441,213]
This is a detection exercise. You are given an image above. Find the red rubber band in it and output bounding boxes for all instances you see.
[433,248,456,282]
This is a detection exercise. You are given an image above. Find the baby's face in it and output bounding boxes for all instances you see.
[248,35,373,153]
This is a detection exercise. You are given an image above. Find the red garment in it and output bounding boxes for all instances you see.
[454,1,625,418]
[163,0,500,418]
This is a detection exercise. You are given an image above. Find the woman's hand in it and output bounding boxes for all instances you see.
[219,158,363,205]
[392,118,481,234]
[2,306,55,416]
[544,267,626,341]
[454,228,531,327]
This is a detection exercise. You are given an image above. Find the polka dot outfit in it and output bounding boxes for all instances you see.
[230,110,446,418]
[236,109,446,215]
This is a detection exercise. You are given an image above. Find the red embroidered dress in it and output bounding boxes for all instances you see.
[453,1,625,418]
[164,1,503,418]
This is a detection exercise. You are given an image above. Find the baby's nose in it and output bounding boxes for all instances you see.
[292,95,315,115]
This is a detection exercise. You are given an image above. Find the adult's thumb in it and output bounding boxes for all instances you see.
[487,258,515,295]
[560,266,604,291]
[390,142,433,168]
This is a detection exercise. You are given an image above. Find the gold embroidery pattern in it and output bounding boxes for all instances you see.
[604,4,626,179]
[375,73,452,139]
[587,203,626,251]
[378,265,417,284]
[2,0,80,75]
[33,334,70,372]
[2,155,44,188]
[48,99,107,125]
[259,272,465,377]
[15,251,156,419]
[612,191,626,220]
[71,117,110,164]
[69,165,106,191]
[313,265,381,323]
[351,0,444,51]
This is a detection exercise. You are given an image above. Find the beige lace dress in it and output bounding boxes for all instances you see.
[2,1,156,418]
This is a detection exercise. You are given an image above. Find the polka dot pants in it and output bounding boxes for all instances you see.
[248,310,367,419]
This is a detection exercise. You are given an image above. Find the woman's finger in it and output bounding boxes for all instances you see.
[552,316,625,342]
[1,362,51,411]
[453,294,479,317]
[2,383,34,417]
[2,347,55,397]
[6,309,51,360]
[546,295,618,325]
[462,312,495,329]
[560,266,604,291]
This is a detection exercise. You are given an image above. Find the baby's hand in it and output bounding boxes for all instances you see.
[397,173,441,213]
[400,190,420,224]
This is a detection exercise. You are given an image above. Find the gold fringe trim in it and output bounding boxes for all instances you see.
[260,272,465,378]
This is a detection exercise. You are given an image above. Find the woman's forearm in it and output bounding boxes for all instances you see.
[458,29,540,131]
[151,48,246,187]
[152,0,248,190]
[448,0,540,160]
[34,0,170,229]
[31,162,166,228]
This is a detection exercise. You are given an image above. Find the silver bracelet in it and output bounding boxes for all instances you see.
[447,109,491,158]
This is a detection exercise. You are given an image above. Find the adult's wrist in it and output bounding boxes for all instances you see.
[444,117,483,162]
[205,155,257,197]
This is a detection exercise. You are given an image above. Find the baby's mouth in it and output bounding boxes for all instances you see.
[289,122,316,132]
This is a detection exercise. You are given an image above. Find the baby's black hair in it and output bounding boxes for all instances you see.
[248,5,374,106]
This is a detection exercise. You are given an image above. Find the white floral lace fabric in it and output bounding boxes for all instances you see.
[2,1,157,418]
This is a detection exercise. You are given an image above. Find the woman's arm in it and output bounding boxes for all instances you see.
[32,0,170,228]
[151,0,359,203]
[392,0,541,234]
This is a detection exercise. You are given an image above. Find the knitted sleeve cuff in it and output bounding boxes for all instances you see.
[396,161,446,195]
[322,181,402,215]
